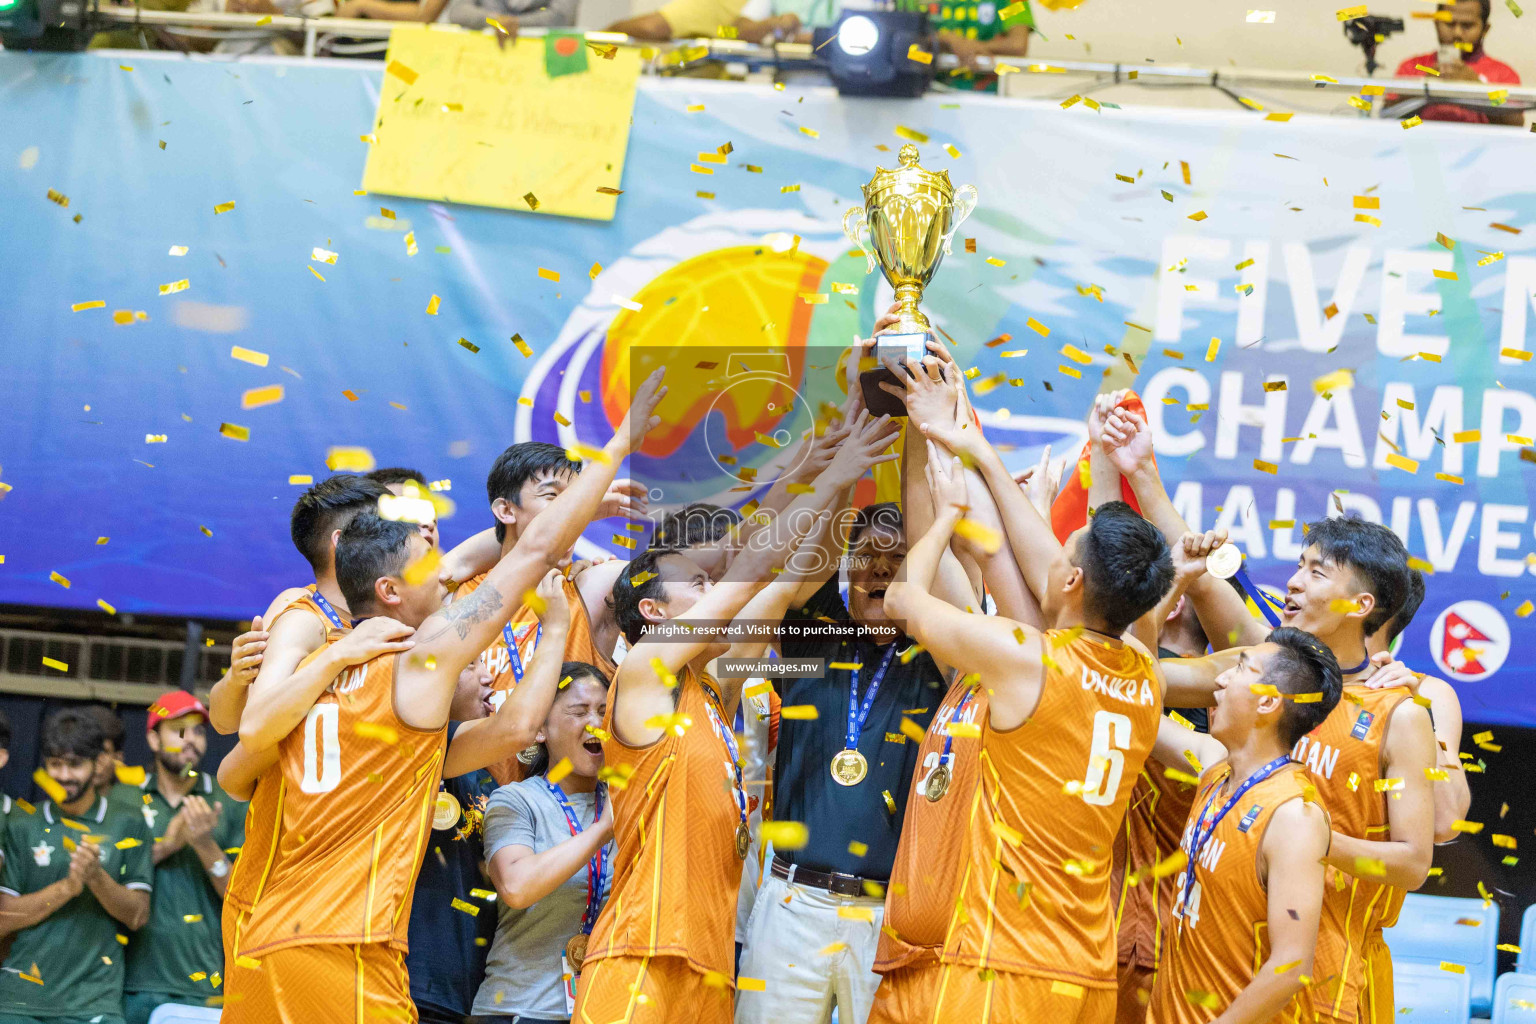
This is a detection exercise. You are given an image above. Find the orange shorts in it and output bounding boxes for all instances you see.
[930,963,1116,1024]
[868,962,943,1024]
[574,954,732,1024]
[221,941,415,1024]
[1359,932,1393,1024]
[1115,960,1155,1024]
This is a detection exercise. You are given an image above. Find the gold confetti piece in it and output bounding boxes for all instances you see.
[1312,368,1353,394]
[780,705,819,720]
[838,904,875,922]
[761,821,809,849]
[213,201,236,215]
[41,656,68,673]
[307,265,326,282]
[1026,317,1051,337]
[359,133,377,144]
[1441,961,1466,974]
[1385,453,1418,473]
[1402,116,1423,129]
[385,59,418,84]
[1246,9,1275,21]
[1432,269,1458,280]
[311,247,338,265]
[50,571,70,588]
[538,268,559,282]
[1515,600,1533,618]
[241,385,284,410]
[97,599,116,615]
[1254,459,1278,474]
[159,279,190,295]
[459,339,480,354]
[781,184,800,193]
[33,769,66,803]
[325,446,374,471]
[800,293,828,305]
[985,256,1006,267]
[954,518,1001,554]
[354,722,398,745]
[1435,231,1456,250]
[818,941,849,956]
[1187,211,1208,222]
[512,334,533,358]
[229,345,269,367]
[1051,981,1085,998]
[71,300,105,312]
[1060,94,1082,109]
[1452,819,1484,833]
[737,977,767,992]
[1265,112,1294,121]
[1263,381,1287,392]
[1416,64,1440,77]
[236,956,261,970]
[449,897,480,916]
[219,423,250,442]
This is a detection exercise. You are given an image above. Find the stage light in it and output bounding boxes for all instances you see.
[814,9,935,98]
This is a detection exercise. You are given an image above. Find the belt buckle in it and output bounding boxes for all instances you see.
[828,871,863,898]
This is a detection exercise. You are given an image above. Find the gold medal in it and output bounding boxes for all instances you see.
[924,763,952,802]
[431,790,461,831]
[830,748,869,786]
[735,821,751,859]
[564,932,590,972]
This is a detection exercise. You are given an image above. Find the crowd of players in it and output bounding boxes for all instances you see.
[0,307,1474,1024]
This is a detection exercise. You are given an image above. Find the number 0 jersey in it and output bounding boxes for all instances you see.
[940,629,1161,987]
[234,641,447,958]
[1150,763,1319,1024]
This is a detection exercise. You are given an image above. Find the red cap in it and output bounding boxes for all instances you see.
[147,690,209,731]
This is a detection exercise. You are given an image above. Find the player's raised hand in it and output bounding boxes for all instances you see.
[1016,444,1063,520]
[1087,389,1131,449]
[335,616,416,667]
[871,300,903,337]
[1172,528,1228,585]
[1362,652,1423,692]
[533,568,571,632]
[598,478,650,521]
[611,367,668,458]
[227,616,267,688]
[883,354,959,433]
[1100,407,1155,477]
[825,410,901,486]
[924,440,968,515]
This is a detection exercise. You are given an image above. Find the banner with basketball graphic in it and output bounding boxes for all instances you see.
[2,52,1533,723]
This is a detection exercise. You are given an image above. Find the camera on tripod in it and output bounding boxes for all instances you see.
[1342,14,1406,75]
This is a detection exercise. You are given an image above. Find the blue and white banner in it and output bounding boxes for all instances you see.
[1,51,1532,723]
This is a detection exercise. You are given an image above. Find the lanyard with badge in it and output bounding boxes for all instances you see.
[701,681,751,861]
[830,642,897,787]
[1178,756,1292,924]
[503,622,542,684]
[922,684,976,802]
[310,590,346,632]
[543,777,609,1011]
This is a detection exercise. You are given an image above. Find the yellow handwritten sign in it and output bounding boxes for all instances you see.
[362,26,641,221]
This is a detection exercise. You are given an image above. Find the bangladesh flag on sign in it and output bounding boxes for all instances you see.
[545,32,589,77]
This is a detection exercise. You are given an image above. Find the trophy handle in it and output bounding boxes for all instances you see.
[842,205,878,276]
[941,184,979,257]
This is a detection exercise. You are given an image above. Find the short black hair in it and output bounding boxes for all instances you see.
[1302,516,1411,638]
[41,709,106,762]
[1263,627,1344,748]
[850,502,903,547]
[486,443,582,543]
[526,661,612,777]
[81,704,126,752]
[614,548,702,645]
[335,513,419,616]
[1077,501,1174,636]
[291,474,389,574]
[369,467,429,488]
[1442,0,1492,22]
[652,503,741,550]
[0,708,12,753]
[1385,570,1427,646]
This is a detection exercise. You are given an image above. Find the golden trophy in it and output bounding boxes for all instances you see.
[843,143,977,416]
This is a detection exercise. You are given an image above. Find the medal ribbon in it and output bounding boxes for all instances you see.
[541,778,609,935]
[1232,568,1284,628]
[1181,756,1293,916]
[702,682,749,838]
[310,590,346,632]
[939,685,978,769]
[845,643,898,754]
[502,622,542,684]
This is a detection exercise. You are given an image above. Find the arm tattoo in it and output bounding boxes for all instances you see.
[424,581,503,641]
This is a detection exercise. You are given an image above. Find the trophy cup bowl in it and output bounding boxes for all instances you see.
[844,144,977,416]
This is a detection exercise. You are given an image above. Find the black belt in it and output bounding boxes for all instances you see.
[771,854,884,899]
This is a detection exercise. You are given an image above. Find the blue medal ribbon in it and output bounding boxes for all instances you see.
[503,622,542,684]
[1232,568,1284,628]
[939,685,978,770]
[1181,755,1293,915]
[540,778,609,935]
[845,643,898,754]
[701,682,748,836]
[310,590,346,632]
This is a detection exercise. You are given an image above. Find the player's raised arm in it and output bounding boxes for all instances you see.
[1101,407,1266,651]
[1150,708,1227,773]
[1323,698,1436,889]
[884,443,1047,730]
[1159,647,1244,709]
[398,369,667,728]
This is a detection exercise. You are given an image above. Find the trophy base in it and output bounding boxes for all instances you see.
[860,331,930,418]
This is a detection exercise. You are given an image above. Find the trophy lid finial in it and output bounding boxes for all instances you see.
[897,144,920,168]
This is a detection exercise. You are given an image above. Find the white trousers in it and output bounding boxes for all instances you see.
[734,869,885,1024]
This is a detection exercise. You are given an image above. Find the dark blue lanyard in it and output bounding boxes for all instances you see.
[541,778,609,934]
[311,590,346,632]
[1232,568,1284,628]
[1182,756,1293,913]
[940,686,978,767]
[503,622,542,684]
[846,644,897,751]
[702,683,748,832]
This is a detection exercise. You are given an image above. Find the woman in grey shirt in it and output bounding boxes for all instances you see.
[473,661,614,1024]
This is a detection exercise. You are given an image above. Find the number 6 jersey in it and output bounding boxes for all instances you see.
[940,629,1161,989]
[233,641,447,959]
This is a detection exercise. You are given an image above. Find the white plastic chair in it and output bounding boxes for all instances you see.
[146,1004,223,1024]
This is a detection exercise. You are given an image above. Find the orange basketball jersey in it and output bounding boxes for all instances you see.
[225,586,346,915]
[1293,685,1413,1020]
[583,667,741,983]
[1150,763,1318,1024]
[1114,762,1199,972]
[875,676,987,974]
[941,630,1162,987]
[234,644,446,958]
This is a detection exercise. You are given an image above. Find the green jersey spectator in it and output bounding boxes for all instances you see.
[895,0,1033,90]
[0,709,152,1024]
[123,692,245,1024]
[80,706,144,818]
